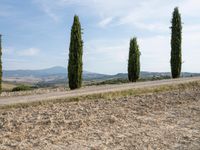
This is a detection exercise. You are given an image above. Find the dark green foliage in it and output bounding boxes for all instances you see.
[12,85,32,92]
[68,15,83,90]
[170,7,182,78]
[90,78,129,86]
[0,34,2,93]
[128,38,140,82]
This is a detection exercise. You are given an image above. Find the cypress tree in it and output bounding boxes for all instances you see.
[0,34,2,93]
[128,37,140,82]
[68,15,83,90]
[170,7,182,78]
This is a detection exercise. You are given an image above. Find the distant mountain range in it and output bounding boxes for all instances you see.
[3,66,200,84]
[3,66,67,78]
[3,66,110,83]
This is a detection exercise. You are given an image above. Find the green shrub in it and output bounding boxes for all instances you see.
[12,85,32,92]
[95,78,129,85]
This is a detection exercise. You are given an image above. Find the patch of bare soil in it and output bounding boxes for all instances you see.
[0,87,200,149]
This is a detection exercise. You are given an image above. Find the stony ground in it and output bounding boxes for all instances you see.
[0,86,200,149]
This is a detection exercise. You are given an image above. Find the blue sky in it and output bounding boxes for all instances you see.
[1,0,200,74]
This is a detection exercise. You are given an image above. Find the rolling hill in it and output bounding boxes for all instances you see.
[3,66,111,83]
[3,66,200,85]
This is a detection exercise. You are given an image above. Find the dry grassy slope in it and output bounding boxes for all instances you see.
[2,82,17,91]
[0,80,199,149]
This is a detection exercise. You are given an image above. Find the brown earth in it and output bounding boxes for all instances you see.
[0,85,200,149]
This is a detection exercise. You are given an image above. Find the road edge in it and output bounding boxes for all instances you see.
[0,80,199,110]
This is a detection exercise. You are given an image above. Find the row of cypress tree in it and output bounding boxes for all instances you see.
[0,7,182,92]
[127,7,182,82]
[68,7,182,90]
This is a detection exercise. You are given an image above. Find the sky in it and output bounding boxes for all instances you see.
[0,0,200,74]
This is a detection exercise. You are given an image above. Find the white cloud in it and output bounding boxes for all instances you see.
[3,47,14,55]
[98,17,113,28]
[84,36,171,74]
[182,31,200,72]
[41,5,59,22]
[3,58,28,63]
[4,0,200,72]
[33,0,60,21]
[18,48,40,56]
[33,0,179,31]
[84,36,169,73]
[85,27,200,74]
[132,22,169,32]
[84,39,129,74]
[139,36,171,72]
[180,0,200,17]
[33,0,200,28]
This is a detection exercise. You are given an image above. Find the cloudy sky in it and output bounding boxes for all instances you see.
[0,0,200,74]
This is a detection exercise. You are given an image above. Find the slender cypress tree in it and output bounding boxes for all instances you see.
[170,7,182,78]
[68,15,83,90]
[0,34,2,93]
[128,37,140,82]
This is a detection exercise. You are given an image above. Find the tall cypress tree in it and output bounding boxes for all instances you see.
[0,34,2,93]
[128,37,140,82]
[170,7,182,78]
[68,15,83,90]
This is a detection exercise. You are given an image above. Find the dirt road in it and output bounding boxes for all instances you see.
[0,77,200,106]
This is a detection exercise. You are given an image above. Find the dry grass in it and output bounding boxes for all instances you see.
[2,82,17,91]
[1,81,199,110]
